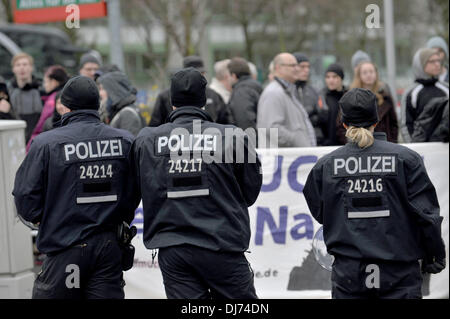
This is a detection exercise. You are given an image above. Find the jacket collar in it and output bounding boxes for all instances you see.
[416,77,439,86]
[167,106,213,123]
[61,109,100,127]
[274,76,294,90]
[233,75,252,88]
[373,132,387,141]
[11,76,40,90]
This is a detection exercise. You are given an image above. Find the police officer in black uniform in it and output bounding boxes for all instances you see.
[303,88,446,299]
[133,67,262,299]
[13,76,141,299]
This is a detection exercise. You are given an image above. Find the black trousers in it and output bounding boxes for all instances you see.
[331,256,423,299]
[158,244,257,299]
[33,232,125,299]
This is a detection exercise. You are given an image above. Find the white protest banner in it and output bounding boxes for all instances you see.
[124,143,449,299]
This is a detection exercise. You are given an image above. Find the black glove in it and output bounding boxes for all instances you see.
[422,257,446,274]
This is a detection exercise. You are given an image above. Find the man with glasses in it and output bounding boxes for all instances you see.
[257,53,316,148]
[400,48,449,142]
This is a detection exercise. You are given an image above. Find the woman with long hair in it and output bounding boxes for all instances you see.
[350,61,398,143]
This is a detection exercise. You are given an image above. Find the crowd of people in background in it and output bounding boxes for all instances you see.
[0,35,448,150]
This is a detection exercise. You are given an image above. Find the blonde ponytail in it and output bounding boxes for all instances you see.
[345,126,374,148]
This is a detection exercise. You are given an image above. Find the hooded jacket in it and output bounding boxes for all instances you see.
[426,36,449,83]
[97,71,146,136]
[400,49,449,142]
[411,96,449,142]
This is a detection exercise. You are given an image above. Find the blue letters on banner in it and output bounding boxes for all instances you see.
[255,206,314,245]
[261,155,318,193]
[261,155,283,192]
[287,155,318,193]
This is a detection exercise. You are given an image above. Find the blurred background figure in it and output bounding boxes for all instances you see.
[426,36,449,84]
[0,77,15,120]
[79,52,102,80]
[401,48,449,142]
[350,61,398,143]
[351,50,371,75]
[26,65,69,151]
[248,61,258,81]
[318,63,347,146]
[97,71,146,136]
[8,52,43,144]
[149,55,232,126]
[266,60,275,85]
[209,59,232,104]
[227,57,262,130]
[258,52,316,148]
[293,52,323,145]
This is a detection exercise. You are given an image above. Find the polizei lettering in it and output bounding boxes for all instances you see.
[332,154,398,177]
[64,139,124,162]
[157,134,217,155]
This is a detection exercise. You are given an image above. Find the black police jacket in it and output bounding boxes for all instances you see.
[133,106,262,252]
[303,132,445,262]
[13,110,141,254]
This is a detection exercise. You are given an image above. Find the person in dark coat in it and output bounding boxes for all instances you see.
[133,67,262,299]
[401,48,449,142]
[318,63,348,146]
[411,96,449,142]
[149,56,232,126]
[13,76,141,299]
[227,57,262,130]
[304,88,446,299]
[293,52,324,145]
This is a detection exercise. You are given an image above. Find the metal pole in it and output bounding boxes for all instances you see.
[107,0,125,71]
[383,0,397,105]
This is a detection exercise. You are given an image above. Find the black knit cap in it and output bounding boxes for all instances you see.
[61,75,100,111]
[339,88,379,128]
[326,63,345,79]
[183,56,205,73]
[171,67,207,108]
[293,52,309,64]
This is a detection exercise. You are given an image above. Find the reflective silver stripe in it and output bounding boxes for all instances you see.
[167,189,209,198]
[435,82,449,98]
[348,210,390,219]
[411,84,424,109]
[76,195,117,204]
